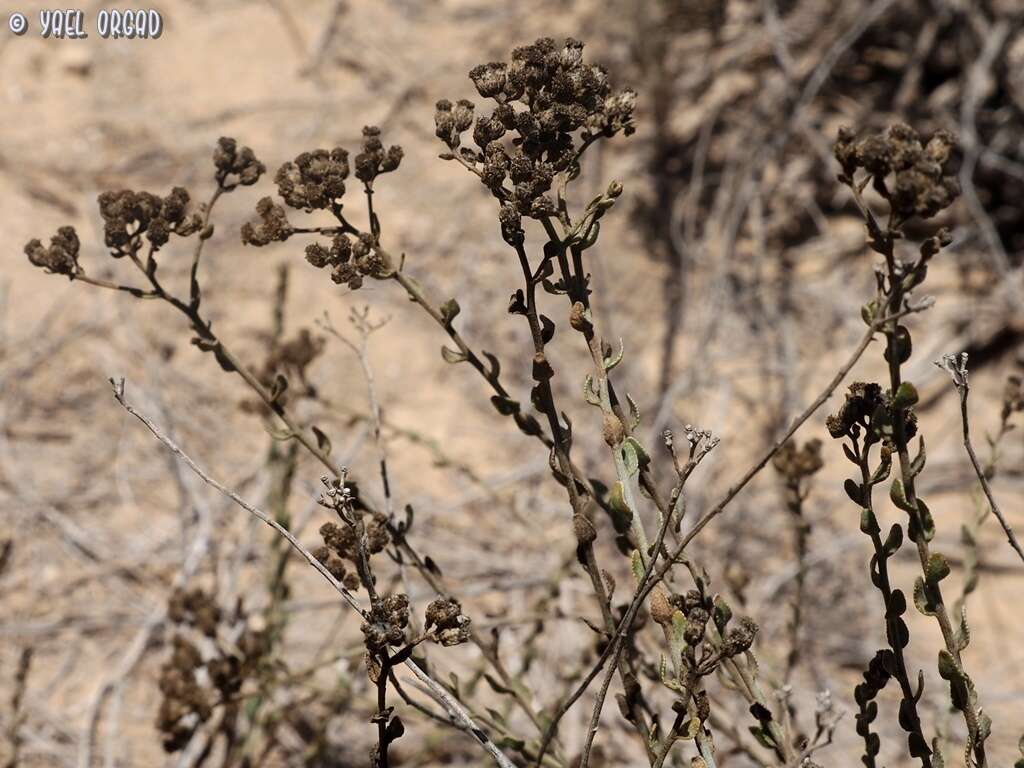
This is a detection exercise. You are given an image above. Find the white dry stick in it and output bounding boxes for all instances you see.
[78,429,213,768]
[109,377,516,768]
[936,353,1024,567]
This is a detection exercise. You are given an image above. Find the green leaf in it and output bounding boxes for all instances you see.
[583,374,601,406]
[909,436,926,477]
[580,220,601,250]
[908,498,936,543]
[885,325,913,365]
[658,654,672,688]
[890,478,915,513]
[312,426,332,456]
[883,524,903,556]
[439,298,461,325]
[907,730,931,759]
[622,442,639,476]
[845,478,863,505]
[539,314,555,345]
[630,549,644,583]
[681,715,700,739]
[481,350,501,382]
[671,610,687,647]
[627,393,641,429]
[955,606,970,651]
[441,345,467,364]
[490,395,519,416]
[624,436,650,466]
[483,673,512,695]
[913,577,938,616]
[610,481,632,516]
[263,422,295,441]
[861,508,880,535]
[869,451,892,485]
[888,589,907,617]
[749,726,777,750]
[604,338,624,371]
[937,649,960,682]
[862,300,878,326]
[893,381,919,409]
[270,373,289,403]
[925,553,950,584]
[713,595,733,633]
[977,711,992,744]
[496,736,526,752]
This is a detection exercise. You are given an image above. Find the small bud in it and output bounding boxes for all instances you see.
[723,616,759,657]
[572,513,597,546]
[649,586,674,626]
[569,301,590,332]
[602,413,625,447]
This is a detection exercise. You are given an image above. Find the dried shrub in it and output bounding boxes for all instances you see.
[19,32,1024,768]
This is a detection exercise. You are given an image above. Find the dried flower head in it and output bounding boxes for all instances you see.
[167,586,221,637]
[306,233,352,268]
[275,148,350,211]
[97,188,203,253]
[354,126,404,185]
[826,381,917,443]
[212,137,266,187]
[772,439,824,482]
[25,226,81,276]
[826,382,884,440]
[834,124,960,221]
[158,588,269,754]
[361,594,410,653]
[317,510,389,592]
[722,616,759,657]
[425,597,472,646]
[241,197,293,246]
[438,37,635,221]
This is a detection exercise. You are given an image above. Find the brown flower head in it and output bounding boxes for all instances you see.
[25,226,81,276]
[361,594,410,653]
[275,148,350,211]
[834,124,960,221]
[437,37,635,221]
[241,197,293,246]
[213,137,266,187]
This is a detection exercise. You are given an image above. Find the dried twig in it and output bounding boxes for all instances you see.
[936,353,1024,566]
[108,378,515,768]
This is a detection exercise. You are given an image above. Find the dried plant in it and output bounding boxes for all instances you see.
[17,32,1024,768]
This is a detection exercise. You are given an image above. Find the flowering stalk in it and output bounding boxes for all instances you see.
[834,124,989,767]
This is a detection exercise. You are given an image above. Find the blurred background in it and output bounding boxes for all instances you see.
[1,0,1023,765]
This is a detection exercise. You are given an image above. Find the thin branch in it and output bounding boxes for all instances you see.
[670,321,878,562]
[109,377,516,768]
[937,353,1024,566]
